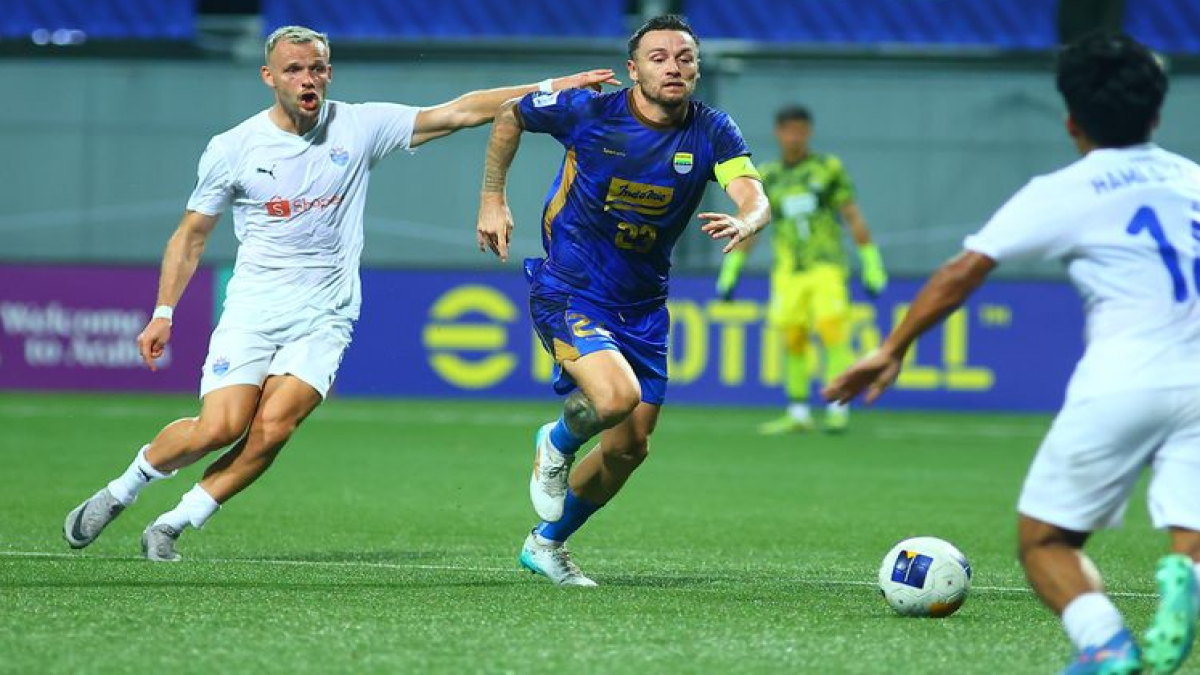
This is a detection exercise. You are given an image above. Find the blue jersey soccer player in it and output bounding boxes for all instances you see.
[475,15,770,586]
[826,34,1200,675]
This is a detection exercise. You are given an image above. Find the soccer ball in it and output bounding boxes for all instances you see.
[878,536,972,617]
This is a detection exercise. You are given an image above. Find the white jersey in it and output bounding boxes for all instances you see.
[187,100,419,320]
[965,144,1200,403]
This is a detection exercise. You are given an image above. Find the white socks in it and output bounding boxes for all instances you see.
[1062,592,1125,650]
[106,445,176,506]
[153,484,220,531]
[827,401,849,415]
[787,403,812,422]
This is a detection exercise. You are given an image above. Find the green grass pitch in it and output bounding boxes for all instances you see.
[0,392,1168,674]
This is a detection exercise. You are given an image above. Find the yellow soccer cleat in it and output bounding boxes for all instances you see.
[758,414,815,435]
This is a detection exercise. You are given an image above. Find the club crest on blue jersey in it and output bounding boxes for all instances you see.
[673,152,694,175]
[212,356,230,377]
[330,147,350,167]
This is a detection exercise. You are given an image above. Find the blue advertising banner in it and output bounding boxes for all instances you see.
[339,269,1084,412]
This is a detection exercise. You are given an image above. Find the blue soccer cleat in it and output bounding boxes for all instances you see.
[1058,629,1142,675]
[1142,553,1198,674]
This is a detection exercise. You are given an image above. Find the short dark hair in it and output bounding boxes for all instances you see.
[627,14,699,59]
[1056,32,1167,147]
[776,105,813,126]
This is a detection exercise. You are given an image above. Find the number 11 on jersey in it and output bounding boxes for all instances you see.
[1125,205,1200,302]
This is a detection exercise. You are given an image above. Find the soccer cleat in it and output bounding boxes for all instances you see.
[141,523,183,562]
[518,533,597,587]
[530,423,574,522]
[757,414,814,435]
[1142,554,1198,674]
[63,488,126,549]
[823,407,850,434]
[1059,629,1143,675]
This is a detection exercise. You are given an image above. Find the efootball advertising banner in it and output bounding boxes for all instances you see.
[340,268,1084,412]
[0,264,213,392]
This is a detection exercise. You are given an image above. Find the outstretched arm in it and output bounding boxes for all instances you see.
[410,70,619,148]
[701,176,771,254]
[475,100,525,262]
[137,210,218,371]
[822,250,995,404]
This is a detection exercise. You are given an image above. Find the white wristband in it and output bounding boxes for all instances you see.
[537,78,555,94]
[152,305,174,323]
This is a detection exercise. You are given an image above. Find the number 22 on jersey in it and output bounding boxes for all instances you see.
[615,222,657,253]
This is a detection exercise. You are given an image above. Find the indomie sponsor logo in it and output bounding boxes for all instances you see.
[605,178,674,216]
[264,194,344,219]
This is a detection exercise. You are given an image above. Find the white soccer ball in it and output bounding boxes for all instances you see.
[878,536,972,617]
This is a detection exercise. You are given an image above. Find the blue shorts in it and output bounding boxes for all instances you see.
[526,259,668,405]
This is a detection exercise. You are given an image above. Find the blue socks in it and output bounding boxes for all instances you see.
[548,415,585,454]
[535,490,602,543]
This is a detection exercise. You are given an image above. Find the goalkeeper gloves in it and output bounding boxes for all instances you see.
[859,243,888,298]
[716,249,746,301]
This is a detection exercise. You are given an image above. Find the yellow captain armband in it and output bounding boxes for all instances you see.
[714,155,762,190]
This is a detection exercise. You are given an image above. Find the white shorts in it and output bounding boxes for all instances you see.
[198,306,353,400]
[1018,387,1200,532]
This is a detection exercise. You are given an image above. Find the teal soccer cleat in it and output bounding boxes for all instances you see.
[1142,554,1198,674]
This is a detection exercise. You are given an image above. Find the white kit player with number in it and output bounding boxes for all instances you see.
[824,34,1199,674]
[189,101,418,398]
[963,144,1200,532]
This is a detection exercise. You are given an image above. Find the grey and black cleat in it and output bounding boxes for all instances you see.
[63,488,127,549]
[141,524,183,562]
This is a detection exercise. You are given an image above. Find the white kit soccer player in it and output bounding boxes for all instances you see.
[825,34,1200,673]
[189,101,418,399]
[965,144,1200,534]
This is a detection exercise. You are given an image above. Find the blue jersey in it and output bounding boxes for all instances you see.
[517,88,753,310]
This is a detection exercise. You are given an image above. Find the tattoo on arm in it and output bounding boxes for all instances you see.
[481,101,523,194]
[563,390,605,440]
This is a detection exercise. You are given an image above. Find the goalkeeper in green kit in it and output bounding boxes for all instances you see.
[717,105,887,433]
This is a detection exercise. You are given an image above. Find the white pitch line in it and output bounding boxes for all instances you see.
[0,550,1156,598]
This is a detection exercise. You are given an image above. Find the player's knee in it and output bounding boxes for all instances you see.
[814,316,849,346]
[1017,519,1087,563]
[607,436,650,467]
[255,414,299,449]
[592,391,639,427]
[193,417,247,450]
[784,327,810,354]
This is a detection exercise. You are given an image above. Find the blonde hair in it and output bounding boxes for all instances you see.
[264,25,330,63]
